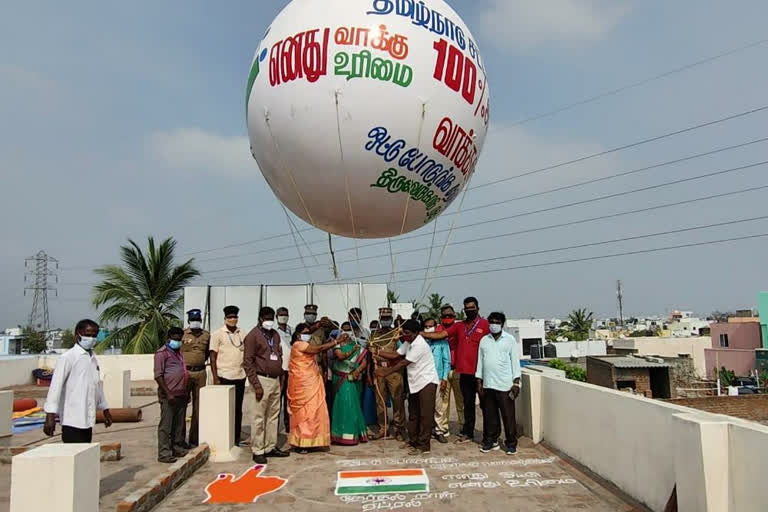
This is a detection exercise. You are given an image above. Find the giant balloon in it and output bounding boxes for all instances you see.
[246,0,490,238]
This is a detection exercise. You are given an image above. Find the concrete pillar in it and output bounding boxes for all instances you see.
[672,413,730,512]
[199,385,242,462]
[10,443,100,512]
[0,390,12,444]
[103,370,131,408]
[518,371,542,443]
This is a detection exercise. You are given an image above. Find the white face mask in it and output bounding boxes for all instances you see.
[277,315,289,325]
[262,320,275,330]
[189,321,202,330]
[424,327,436,333]
[78,336,97,350]
[380,319,393,328]
[300,333,311,342]
[489,324,503,334]
[304,313,317,323]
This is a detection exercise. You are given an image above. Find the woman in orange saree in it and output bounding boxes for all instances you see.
[287,324,340,452]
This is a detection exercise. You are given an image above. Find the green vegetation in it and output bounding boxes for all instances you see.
[548,358,587,382]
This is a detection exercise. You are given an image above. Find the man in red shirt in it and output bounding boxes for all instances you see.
[422,297,488,443]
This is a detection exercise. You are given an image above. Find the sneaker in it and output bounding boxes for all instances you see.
[435,434,448,444]
[455,434,472,443]
[158,456,177,464]
[252,453,267,464]
[505,445,517,455]
[266,448,290,458]
[480,442,500,453]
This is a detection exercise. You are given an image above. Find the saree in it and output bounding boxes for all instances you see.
[331,341,369,445]
[287,341,330,448]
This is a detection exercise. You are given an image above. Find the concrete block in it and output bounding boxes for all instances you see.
[0,391,12,443]
[103,370,131,408]
[518,372,543,444]
[10,443,100,512]
[672,413,730,512]
[199,385,242,462]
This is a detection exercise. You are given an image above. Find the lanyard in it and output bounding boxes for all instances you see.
[464,318,481,338]
[226,330,244,351]
[263,330,276,353]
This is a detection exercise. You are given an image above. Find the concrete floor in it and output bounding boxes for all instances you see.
[0,386,647,512]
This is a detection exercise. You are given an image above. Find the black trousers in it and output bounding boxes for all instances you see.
[482,389,517,449]
[158,396,188,459]
[407,383,437,452]
[219,377,246,445]
[459,373,478,438]
[62,425,92,443]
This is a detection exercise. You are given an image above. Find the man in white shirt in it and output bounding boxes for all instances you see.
[276,306,292,437]
[43,319,112,443]
[375,319,439,455]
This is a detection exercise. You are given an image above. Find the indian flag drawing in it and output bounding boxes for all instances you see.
[335,469,429,495]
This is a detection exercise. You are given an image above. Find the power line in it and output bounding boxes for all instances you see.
[508,37,768,127]
[469,104,768,191]
[198,159,767,276]
[327,232,768,285]
[198,185,768,281]
[312,215,768,282]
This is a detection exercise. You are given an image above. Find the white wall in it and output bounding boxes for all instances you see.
[0,356,41,388]
[39,354,156,381]
[505,319,545,342]
[549,340,606,359]
[613,336,709,377]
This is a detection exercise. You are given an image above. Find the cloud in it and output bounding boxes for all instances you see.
[478,0,629,50]
[147,128,255,178]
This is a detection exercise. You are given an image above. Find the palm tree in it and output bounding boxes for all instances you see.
[425,293,445,321]
[92,237,200,354]
[566,308,594,341]
[387,290,400,305]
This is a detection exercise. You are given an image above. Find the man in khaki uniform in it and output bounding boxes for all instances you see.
[370,307,406,441]
[181,308,210,447]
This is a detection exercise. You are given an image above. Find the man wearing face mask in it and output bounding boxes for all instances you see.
[154,327,190,463]
[476,312,520,455]
[422,297,488,443]
[275,307,292,437]
[210,305,246,446]
[369,307,405,441]
[244,306,289,464]
[44,319,112,443]
[432,305,464,440]
[181,308,210,447]
[348,307,370,347]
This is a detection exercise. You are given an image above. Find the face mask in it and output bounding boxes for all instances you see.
[380,319,393,328]
[424,327,436,333]
[277,315,289,325]
[189,321,202,330]
[441,318,455,326]
[465,310,478,320]
[304,313,317,323]
[225,318,238,328]
[169,340,182,350]
[78,336,96,350]
[342,330,353,336]
[300,333,311,342]
[489,324,502,334]
[262,320,275,330]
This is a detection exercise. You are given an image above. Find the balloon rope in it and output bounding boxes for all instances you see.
[335,91,358,239]
[327,233,339,279]
[265,114,317,228]
[397,102,426,236]
[369,327,402,440]
[281,204,312,282]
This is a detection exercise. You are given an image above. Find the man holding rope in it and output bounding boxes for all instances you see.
[369,307,406,441]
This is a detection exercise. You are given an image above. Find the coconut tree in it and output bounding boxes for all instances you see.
[92,237,200,354]
[566,308,594,341]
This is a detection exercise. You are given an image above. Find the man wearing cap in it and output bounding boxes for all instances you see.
[181,308,210,447]
[210,305,246,446]
[369,307,406,441]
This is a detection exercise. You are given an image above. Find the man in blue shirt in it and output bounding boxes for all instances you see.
[423,318,451,444]
[475,312,521,455]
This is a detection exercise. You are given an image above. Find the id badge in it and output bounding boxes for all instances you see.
[270,353,278,361]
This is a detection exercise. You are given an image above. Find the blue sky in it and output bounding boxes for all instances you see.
[2,0,768,328]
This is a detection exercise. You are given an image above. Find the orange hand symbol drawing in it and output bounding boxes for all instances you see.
[203,464,287,503]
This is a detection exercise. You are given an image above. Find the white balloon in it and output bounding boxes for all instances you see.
[246,0,490,238]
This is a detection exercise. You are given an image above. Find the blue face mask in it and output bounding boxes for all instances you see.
[168,340,182,350]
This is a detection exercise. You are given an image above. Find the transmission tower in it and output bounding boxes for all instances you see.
[616,280,624,327]
[24,251,58,332]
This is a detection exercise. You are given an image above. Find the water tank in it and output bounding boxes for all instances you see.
[543,343,557,358]
[530,344,542,359]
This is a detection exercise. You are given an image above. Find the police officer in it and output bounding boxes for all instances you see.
[370,307,406,441]
[181,308,210,447]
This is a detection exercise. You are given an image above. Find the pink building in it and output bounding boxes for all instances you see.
[704,321,762,378]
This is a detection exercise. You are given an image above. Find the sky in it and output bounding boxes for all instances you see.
[2,0,768,329]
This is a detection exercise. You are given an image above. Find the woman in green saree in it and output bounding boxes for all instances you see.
[331,324,369,445]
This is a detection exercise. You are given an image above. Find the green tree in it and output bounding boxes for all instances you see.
[424,293,445,321]
[61,329,75,349]
[715,366,736,387]
[548,359,586,382]
[386,290,400,305]
[22,327,48,353]
[566,308,594,341]
[92,237,200,354]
